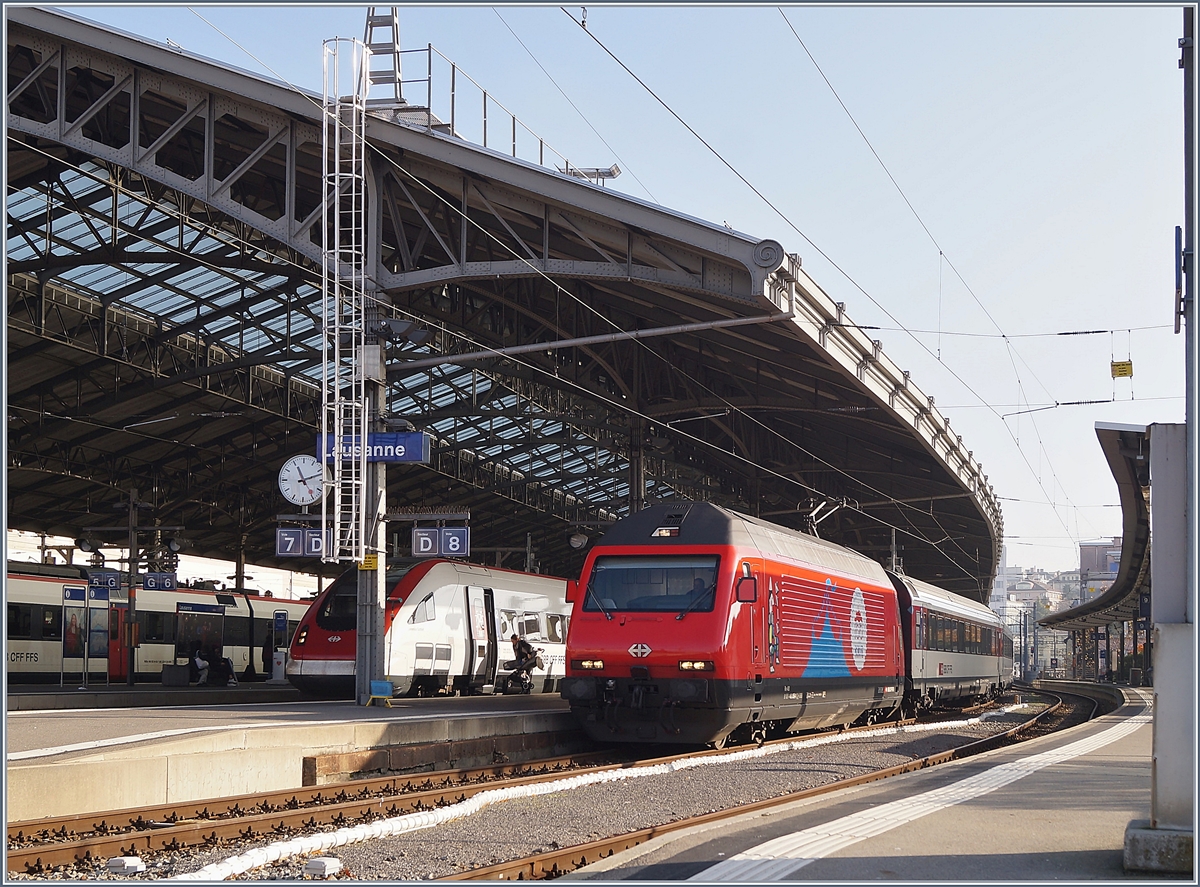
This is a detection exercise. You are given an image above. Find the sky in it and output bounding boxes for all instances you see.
[37,3,1189,574]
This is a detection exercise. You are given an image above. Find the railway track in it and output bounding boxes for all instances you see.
[6,693,1073,879]
[441,691,1071,881]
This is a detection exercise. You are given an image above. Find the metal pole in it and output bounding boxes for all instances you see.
[387,311,794,376]
[126,488,137,685]
[1183,6,1196,628]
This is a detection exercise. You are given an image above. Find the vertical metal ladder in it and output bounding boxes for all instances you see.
[364,7,406,110]
[321,38,370,563]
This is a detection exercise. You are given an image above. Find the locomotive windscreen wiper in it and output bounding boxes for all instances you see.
[586,583,613,620]
[676,585,713,621]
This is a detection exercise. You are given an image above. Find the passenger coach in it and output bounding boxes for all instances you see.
[287,559,570,697]
[6,561,308,683]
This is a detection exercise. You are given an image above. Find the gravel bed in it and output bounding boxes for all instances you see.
[9,702,1046,882]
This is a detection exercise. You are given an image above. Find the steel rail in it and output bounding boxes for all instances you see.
[6,698,1056,877]
[442,694,1066,881]
[5,718,923,875]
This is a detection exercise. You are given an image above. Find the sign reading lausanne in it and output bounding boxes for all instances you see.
[317,432,430,463]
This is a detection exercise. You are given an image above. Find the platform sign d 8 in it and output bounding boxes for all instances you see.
[411,527,470,557]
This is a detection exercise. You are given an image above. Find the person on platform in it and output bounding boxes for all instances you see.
[510,634,535,672]
[192,643,210,685]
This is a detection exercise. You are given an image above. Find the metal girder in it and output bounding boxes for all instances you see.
[7,8,1002,592]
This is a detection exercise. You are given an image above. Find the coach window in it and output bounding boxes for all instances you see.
[139,611,173,643]
[41,605,63,640]
[546,614,567,643]
[7,603,34,640]
[521,613,542,640]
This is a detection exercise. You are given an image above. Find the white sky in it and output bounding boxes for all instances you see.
[33,4,1188,574]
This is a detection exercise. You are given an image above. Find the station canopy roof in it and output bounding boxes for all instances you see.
[6,7,1002,594]
[1039,424,1149,631]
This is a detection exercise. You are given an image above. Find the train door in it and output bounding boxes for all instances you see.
[108,604,128,681]
[465,586,498,690]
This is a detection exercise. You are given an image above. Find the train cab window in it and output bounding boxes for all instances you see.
[546,614,567,643]
[315,583,358,631]
[585,555,720,613]
[40,605,63,640]
[7,603,34,640]
[409,592,436,624]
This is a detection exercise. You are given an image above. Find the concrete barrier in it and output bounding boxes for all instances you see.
[6,710,581,821]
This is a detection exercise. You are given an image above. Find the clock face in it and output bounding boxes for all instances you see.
[278,454,327,506]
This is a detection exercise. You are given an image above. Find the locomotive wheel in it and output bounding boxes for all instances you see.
[708,733,730,750]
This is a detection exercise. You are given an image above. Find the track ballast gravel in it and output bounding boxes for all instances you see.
[10,701,1047,881]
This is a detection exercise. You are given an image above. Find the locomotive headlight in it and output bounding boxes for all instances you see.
[571,659,605,670]
[678,660,714,671]
[295,627,308,647]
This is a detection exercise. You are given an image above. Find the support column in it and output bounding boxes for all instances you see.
[1124,422,1193,872]
[126,488,139,686]
[354,144,388,705]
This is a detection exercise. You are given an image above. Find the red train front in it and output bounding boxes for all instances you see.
[560,502,904,746]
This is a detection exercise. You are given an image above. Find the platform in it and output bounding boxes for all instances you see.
[6,680,302,712]
[6,691,578,821]
[568,685,1190,881]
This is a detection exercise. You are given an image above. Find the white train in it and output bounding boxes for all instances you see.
[286,559,570,697]
[894,572,1014,712]
[5,561,310,683]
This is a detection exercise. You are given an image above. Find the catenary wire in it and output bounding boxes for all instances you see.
[101,10,1011,579]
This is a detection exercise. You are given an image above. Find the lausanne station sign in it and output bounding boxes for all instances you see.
[317,432,430,463]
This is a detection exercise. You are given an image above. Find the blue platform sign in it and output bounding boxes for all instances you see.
[89,570,119,590]
[63,586,87,603]
[317,432,430,463]
[303,528,328,556]
[411,526,470,557]
[412,527,440,556]
[441,527,470,557]
[273,610,288,632]
[276,528,305,557]
[143,572,177,590]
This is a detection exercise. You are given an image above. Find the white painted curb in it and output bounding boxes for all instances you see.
[171,707,1025,880]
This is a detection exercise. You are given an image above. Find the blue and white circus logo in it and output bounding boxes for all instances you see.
[849,587,868,670]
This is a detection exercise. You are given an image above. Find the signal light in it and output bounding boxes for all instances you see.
[295,627,308,647]
[678,660,714,671]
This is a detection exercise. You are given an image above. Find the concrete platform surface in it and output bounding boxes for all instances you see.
[6,692,574,821]
[7,680,302,711]
[568,688,1190,882]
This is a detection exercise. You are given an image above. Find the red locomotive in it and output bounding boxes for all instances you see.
[560,502,1006,747]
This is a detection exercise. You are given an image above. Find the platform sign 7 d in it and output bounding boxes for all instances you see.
[276,528,330,557]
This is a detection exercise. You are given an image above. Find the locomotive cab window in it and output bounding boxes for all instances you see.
[409,592,436,624]
[315,577,358,631]
[584,556,719,613]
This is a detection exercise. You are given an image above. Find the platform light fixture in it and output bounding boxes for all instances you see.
[569,533,589,549]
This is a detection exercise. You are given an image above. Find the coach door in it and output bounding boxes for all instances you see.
[109,604,128,681]
[465,586,498,691]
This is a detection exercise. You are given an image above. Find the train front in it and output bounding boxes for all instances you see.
[286,569,357,697]
[560,509,747,745]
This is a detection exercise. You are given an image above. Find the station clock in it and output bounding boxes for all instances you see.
[278,454,328,506]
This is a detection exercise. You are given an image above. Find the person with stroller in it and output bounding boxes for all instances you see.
[507,634,540,693]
